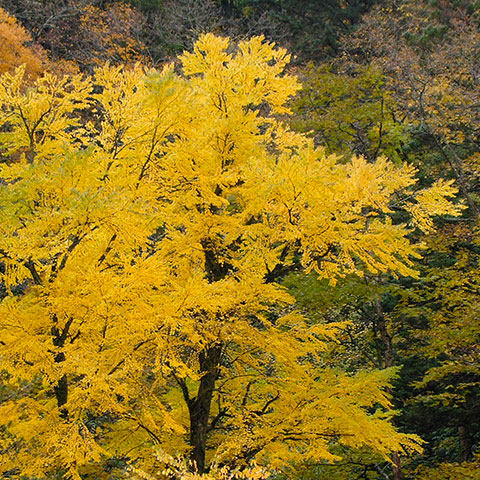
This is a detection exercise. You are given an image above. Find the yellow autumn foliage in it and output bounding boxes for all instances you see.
[0,34,461,479]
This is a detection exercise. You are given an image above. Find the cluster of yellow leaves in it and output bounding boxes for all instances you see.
[129,449,269,480]
[0,66,91,164]
[0,34,460,479]
[0,7,47,81]
[406,178,462,233]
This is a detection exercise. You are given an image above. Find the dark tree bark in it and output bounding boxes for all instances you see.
[188,343,223,473]
[51,315,74,420]
[185,238,227,472]
[220,0,235,17]
[459,425,474,461]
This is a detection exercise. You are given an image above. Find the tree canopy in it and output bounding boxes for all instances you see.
[1,0,479,478]
[0,33,462,479]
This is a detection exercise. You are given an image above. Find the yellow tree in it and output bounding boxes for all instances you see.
[0,35,461,479]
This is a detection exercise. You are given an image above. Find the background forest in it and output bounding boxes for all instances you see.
[0,0,479,479]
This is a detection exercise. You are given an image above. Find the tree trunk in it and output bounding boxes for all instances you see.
[459,425,473,461]
[220,0,235,17]
[51,315,73,420]
[53,352,68,419]
[186,235,228,471]
[391,451,404,480]
[188,343,222,473]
